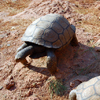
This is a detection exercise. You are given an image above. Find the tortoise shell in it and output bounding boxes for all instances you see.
[21,14,75,48]
[69,76,100,100]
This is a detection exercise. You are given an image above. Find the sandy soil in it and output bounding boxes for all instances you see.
[0,0,100,100]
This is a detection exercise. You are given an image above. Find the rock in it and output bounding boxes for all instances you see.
[36,82,42,86]
[0,86,3,90]
[0,33,7,39]
[32,83,36,87]
[11,26,16,30]
[95,4,100,10]
[12,0,17,3]
[94,47,100,52]
[5,80,15,89]
[26,94,40,100]
[69,75,89,89]
[7,44,10,47]
[25,89,33,97]
[69,73,99,89]
[4,75,15,89]
[95,39,100,46]
[64,13,71,19]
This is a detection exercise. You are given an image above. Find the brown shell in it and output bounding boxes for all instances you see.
[21,14,75,48]
[69,76,100,100]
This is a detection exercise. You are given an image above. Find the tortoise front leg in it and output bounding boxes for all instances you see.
[15,45,34,64]
[47,49,58,74]
[17,42,28,52]
[15,44,46,65]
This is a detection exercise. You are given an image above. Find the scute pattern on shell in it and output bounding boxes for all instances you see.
[21,14,75,48]
[69,76,100,100]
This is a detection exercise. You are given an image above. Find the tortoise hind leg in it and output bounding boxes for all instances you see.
[70,34,79,46]
[47,49,58,74]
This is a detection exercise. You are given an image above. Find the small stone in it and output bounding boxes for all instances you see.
[36,82,42,86]
[27,94,40,100]
[98,33,100,36]
[5,80,15,89]
[25,89,33,97]
[0,33,7,39]
[0,44,3,48]
[7,44,10,47]
[64,14,71,19]
[11,26,16,30]
[32,83,36,87]
[94,47,100,52]
[12,0,17,2]
[95,4,100,10]
[0,86,3,90]
[95,39,100,46]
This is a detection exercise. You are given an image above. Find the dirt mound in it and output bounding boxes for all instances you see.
[12,0,73,20]
[0,0,100,100]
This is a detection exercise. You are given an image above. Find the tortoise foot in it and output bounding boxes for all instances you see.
[47,49,58,74]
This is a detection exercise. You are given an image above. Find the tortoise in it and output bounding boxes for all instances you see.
[15,14,79,74]
[69,76,100,100]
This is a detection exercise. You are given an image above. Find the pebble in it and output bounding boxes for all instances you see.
[12,0,17,2]
[0,33,7,39]
[27,95,40,100]
[7,44,10,47]
[0,86,3,90]
[32,83,36,87]
[25,89,33,97]
[0,44,3,48]
[94,47,100,52]
[36,82,42,86]
[5,80,15,89]
[95,39,100,46]
[11,26,16,30]
[4,76,15,90]
[95,4,100,10]
[98,33,100,36]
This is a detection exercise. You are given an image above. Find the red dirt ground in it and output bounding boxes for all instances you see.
[0,0,100,100]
